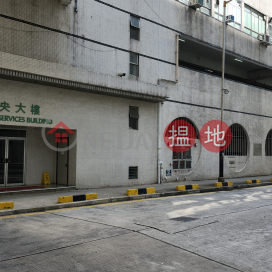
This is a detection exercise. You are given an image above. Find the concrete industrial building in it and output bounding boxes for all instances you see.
[0,0,272,188]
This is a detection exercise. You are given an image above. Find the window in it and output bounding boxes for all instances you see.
[226,0,241,29]
[178,0,189,4]
[173,149,192,170]
[244,5,265,38]
[224,124,248,156]
[265,130,272,156]
[197,0,211,16]
[171,117,198,170]
[173,117,199,139]
[130,52,139,77]
[214,0,223,21]
[129,166,138,179]
[130,16,140,40]
[269,23,272,36]
[214,0,241,29]
[129,106,139,130]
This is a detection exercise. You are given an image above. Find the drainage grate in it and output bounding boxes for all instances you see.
[170,216,198,222]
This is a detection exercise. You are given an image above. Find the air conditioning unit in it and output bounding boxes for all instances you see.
[226,15,235,24]
[258,34,271,46]
[60,0,72,5]
[190,0,204,8]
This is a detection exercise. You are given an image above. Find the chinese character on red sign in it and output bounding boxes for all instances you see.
[164,120,196,153]
[199,120,232,153]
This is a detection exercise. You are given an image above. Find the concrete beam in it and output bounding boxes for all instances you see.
[248,68,272,80]
[0,68,167,103]
[60,0,72,5]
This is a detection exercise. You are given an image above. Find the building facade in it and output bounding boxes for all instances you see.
[0,0,272,188]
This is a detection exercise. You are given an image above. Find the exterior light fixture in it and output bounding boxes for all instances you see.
[179,38,185,42]
[235,58,243,62]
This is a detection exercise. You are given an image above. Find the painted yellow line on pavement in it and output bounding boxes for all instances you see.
[0,212,47,219]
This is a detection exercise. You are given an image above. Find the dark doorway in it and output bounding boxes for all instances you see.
[56,138,69,186]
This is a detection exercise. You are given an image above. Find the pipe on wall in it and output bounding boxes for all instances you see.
[176,33,179,82]
[157,102,161,184]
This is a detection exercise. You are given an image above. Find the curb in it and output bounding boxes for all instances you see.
[176,184,199,191]
[0,182,271,217]
[245,179,261,184]
[0,202,14,210]
[58,193,97,203]
[214,182,233,187]
[126,187,155,196]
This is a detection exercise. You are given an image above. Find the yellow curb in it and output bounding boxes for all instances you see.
[146,188,156,194]
[246,180,261,184]
[126,189,138,196]
[176,184,199,191]
[0,202,14,210]
[86,193,97,200]
[215,182,233,187]
[58,196,73,203]
[176,185,186,191]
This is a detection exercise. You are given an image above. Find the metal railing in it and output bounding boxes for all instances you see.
[225,124,248,156]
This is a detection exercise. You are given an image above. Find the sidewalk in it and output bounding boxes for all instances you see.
[0,175,272,216]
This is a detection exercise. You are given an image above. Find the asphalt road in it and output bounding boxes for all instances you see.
[1,186,272,272]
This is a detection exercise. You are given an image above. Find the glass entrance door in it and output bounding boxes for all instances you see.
[0,140,5,185]
[7,140,24,184]
[0,138,25,186]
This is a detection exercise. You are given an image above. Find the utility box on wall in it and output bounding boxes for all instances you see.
[253,143,262,156]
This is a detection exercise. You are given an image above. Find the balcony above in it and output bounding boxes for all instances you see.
[178,36,272,89]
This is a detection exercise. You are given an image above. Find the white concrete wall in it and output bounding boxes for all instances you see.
[244,0,272,16]
[160,65,272,182]
[1,0,272,87]
[0,79,157,188]
[25,127,56,185]
[1,0,272,187]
